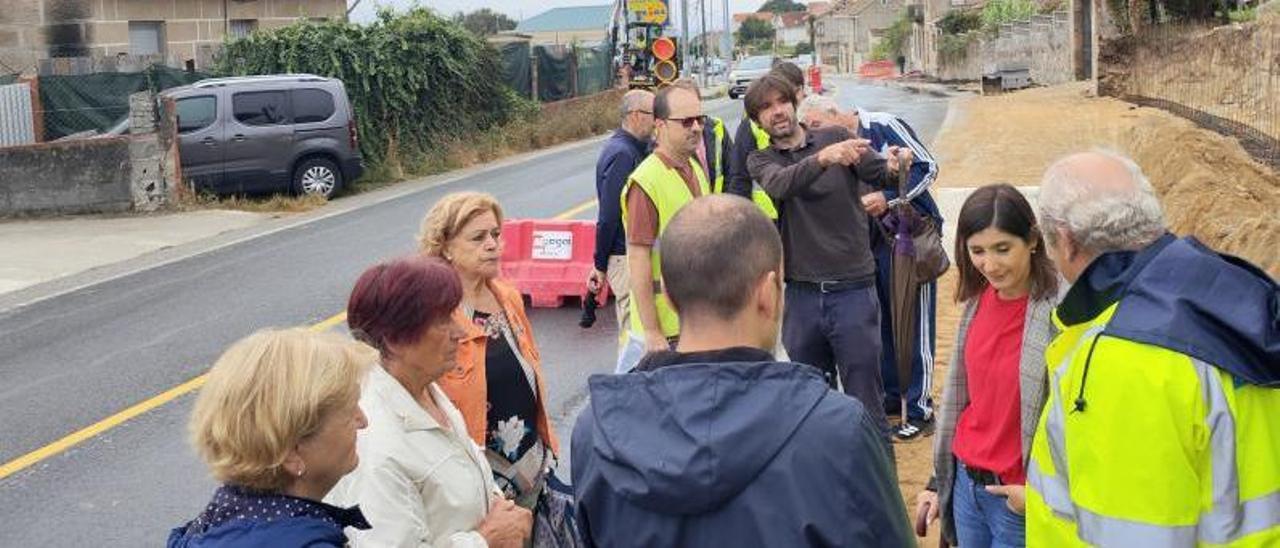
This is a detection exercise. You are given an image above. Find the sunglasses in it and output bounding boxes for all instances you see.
[664,115,705,129]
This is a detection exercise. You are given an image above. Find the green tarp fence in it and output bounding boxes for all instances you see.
[0,74,18,85]
[39,65,207,140]
[575,44,611,96]
[535,45,574,102]
[496,42,613,102]
[499,42,532,99]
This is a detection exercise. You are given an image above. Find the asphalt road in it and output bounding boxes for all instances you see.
[0,78,951,546]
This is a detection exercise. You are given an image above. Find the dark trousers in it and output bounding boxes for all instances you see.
[783,282,892,437]
[873,228,939,421]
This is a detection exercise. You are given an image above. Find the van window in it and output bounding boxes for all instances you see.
[292,88,336,124]
[176,96,217,133]
[233,91,289,126]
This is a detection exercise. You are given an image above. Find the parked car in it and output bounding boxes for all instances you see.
[727,55,776,99]
[162,74,363,198]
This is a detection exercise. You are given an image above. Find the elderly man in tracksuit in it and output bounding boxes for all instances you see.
[800,95,944,442]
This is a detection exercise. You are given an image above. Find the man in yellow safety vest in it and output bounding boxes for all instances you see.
[616,83,711,373]
[1012,151,1280,547]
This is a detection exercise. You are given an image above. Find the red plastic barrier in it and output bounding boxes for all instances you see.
[500,219,610,308]
[808,64,824,95]
[858,60,897,80]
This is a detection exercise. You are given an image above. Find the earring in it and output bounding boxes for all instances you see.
[297,463,306,477]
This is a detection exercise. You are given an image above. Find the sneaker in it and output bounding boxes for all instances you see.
[892,417,936,443]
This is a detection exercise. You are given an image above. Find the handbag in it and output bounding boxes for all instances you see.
[532,472,585,548]
[880,202,950,283]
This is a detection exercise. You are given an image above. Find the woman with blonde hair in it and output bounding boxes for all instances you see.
[418,193,562,506]
[168,328,373,547]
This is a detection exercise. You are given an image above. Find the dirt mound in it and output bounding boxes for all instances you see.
[1126,117,1280,276]
[931,82,1278,276]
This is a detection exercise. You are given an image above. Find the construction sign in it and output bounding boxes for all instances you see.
[628,0,668,25]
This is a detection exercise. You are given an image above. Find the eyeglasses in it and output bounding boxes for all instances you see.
[664,115,705,129]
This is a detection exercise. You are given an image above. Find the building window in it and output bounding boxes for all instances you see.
[230,19,258,39]
[128,21,165,56]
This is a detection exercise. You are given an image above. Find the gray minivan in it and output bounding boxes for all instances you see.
[163,74,363,198]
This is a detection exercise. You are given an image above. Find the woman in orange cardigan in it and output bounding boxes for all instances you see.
[418,192,560,512]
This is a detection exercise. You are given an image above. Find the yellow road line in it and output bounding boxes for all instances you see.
[0,197,596,481]
[554,198,597,220]
[0,311,347,481]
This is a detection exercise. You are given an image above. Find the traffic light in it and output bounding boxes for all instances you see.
[652,36,678,85]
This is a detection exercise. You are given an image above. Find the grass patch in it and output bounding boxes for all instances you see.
[350,89,622,194]
[173,188,330,214]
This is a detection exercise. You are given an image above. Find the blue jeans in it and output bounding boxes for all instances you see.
[782,282,891,437]
[952,463,1026,548]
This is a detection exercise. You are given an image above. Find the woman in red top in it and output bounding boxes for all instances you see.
[915,184,1060,548]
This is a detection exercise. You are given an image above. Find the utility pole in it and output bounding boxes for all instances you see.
[681,0,690,84]
[722,0,731,73]
[700,0,709,86]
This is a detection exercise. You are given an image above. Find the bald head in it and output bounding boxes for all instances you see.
[1038,150,1167,279]
[660,195,782,320]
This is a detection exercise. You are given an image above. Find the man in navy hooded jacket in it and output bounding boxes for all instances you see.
[571,194,914,548]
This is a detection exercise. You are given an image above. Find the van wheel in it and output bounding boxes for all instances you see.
[293,157,342,198]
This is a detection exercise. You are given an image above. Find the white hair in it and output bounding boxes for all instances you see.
[796,95,840,123]
[1037,149,1167,256]
[620,89,652,121]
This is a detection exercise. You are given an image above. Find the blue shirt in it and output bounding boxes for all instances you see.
[168,484,371,548]
[594,129,648,271]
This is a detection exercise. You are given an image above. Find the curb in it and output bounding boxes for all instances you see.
[0,133,613,314]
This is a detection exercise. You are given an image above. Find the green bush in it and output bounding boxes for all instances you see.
[214,8,520,165]
[938,10,983,35]
[981,0,1038,32]
[1227,6,1257,23]
[870,12,913,61]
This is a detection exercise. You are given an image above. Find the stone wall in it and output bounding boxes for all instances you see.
[0,91,180,216]
[935,11,1076,85]
[0,137,133,215]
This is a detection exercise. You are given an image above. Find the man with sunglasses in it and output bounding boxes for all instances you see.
[745,74,912,440]
[590,89,655,371]
[617,83,711,373]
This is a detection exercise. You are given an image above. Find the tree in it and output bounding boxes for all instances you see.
[736,18,776,44]
[451,8,516,37]
[757,0,807,13]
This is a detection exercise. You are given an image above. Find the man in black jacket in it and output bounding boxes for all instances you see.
[745,75,912,439]
[588,89,653,370]
[572,194,912,547]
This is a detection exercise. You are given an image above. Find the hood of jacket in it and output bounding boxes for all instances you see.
[1058,233,1279,386]
[583,359,829,515]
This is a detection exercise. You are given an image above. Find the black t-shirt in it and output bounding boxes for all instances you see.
[473,310,540,463]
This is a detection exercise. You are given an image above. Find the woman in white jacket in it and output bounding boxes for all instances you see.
[328,255,531,547]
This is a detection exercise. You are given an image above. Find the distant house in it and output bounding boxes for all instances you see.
[515,5,614,46]
[776,12,812,46]
[732,10,812,47]
[0,0,346,73]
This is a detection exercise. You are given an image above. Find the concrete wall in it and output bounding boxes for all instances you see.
[0,0,344,72]
[0,90,179,217]
[525,30,607,46]
[0,137,134,215]
[935,11,1076,84]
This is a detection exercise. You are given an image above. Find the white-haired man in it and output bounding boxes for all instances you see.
[1019,150,1280,546]
[798,94,944,442]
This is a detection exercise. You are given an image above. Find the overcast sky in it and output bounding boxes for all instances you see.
[348,0,771,30]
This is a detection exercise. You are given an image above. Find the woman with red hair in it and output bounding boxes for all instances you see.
[328,255,531,548]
